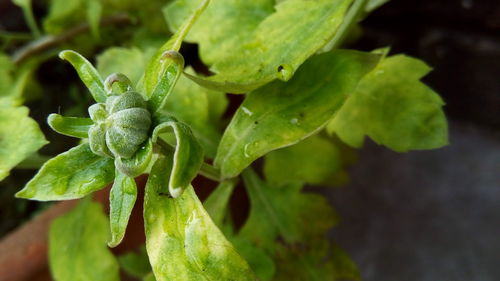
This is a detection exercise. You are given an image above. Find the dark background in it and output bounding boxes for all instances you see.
[1,0,499,280]
[328,1,500,280]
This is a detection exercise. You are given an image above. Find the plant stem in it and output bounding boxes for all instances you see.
[155,138,221,182]
[12,14,132,65]
[21,4,41,38]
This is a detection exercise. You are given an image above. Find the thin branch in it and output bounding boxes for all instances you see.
[12,14,133,65]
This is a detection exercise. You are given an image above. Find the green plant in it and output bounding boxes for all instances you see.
[1,0,448,280]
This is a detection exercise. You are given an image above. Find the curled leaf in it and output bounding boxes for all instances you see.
[152,116,204,198]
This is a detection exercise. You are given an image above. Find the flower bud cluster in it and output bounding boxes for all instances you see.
[88,91,152,160]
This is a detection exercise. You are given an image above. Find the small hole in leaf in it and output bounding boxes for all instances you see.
[277,65,284,72]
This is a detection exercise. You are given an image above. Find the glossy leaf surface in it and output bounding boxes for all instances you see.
[167,0,354,93]
[264,135,343,185]
[16,143,115,201]
[215,50,379,178]
[240,169,337,252]
[108,170,137,247]
[327,54,448,152]
[49,199,120,281]
[47,113,93,138]
[0,105,47,180]
[59,50,107,102]
[152,117,204,197]
[144,155,257,281]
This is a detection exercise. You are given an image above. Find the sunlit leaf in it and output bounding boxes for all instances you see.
[47,113,93,138]
[167,0,354,93]
[59,50,107,103]
[215,50,379,178]
[16,143,115,201]
[144,155,258,281]
[49,198,120,281]
[108,170,137,247]
[0,105,47,181]
[327,53,448,152]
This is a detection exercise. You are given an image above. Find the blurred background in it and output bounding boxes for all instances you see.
[1,0,499,280]
[329,1,500,280]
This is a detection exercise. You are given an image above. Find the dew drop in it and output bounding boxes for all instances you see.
[277,64,294,81]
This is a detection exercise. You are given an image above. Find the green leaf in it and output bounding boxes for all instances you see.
[230,236,276,281]
[144,155,258,281]
[49,199,120,281]
[118,246,152,279]
[143,0,209,97]
[264,135,343,186]
[240,169,337,252]
[47,113,93,138]
[108,170,137,247]
[366,0,390,12]
[215,50,379,178]
[152,116,204,198]
[16,143,115,201]
[167,0,354,93]
[97,47,148,86]
[115,139,154,178]
[148,51,185,112]
[0,105,47,181]
[273,241,360,281]
[43,0,86,34]
[327,54,448,152]
[162,68,228,157]
[203,179,237,227]
[59,50,107,103]
[164,0,274,66]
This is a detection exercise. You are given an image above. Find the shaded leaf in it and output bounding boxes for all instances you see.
[86,0,102,39]
[118,246,152,279]
[264,135,343,186]
[230,236,276,281]
[240,169,337,252]
[108,170,137,247]
[327,53,448,152]
[97,47,148,86]
[152,116,204,197]
[144,155,258,281]
[47,113,93,138]
[49,199,120,281]
[203,178,237,227]
[0,105,47,180]
[16,143,115,201]
[215,50,379,178]
[162,68,228,157]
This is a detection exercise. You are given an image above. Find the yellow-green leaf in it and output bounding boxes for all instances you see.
[108,170,137,247]
[144,155,258,281]
[16,143,115,201]
[215,50,379,178]
[327,53,448,152]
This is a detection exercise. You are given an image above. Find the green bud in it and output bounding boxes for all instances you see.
[88,123,113,157]
[87,91,152,160]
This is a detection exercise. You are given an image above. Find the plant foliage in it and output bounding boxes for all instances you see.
[0,0,448,280]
